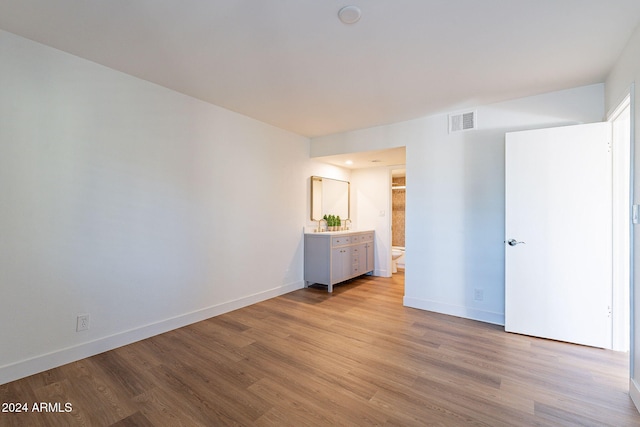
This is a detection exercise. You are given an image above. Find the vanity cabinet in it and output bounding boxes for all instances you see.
[304,231,375,292]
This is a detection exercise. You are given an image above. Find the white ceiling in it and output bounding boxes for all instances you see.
[314,147,406,170]
[1,1,639,139]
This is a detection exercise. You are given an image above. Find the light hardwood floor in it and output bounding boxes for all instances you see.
[1,271,639,426]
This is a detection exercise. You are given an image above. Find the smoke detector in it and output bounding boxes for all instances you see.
[338,6,362,24]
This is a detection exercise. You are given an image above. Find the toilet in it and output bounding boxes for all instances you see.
[391,246,405,273]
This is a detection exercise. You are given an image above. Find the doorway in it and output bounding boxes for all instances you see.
[391,169,406,274]
[504,97,632,351]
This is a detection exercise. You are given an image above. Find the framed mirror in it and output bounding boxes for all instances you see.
[310,176,350,221]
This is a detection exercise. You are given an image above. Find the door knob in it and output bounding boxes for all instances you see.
[507,239,525,246]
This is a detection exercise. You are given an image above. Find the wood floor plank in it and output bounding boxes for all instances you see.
[131,386,208,427]
[369,387,487,427]
[1,271,639,426]
[145,363,258,426]
[108,411,155,427]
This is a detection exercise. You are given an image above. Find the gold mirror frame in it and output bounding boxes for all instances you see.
[310,176,350,221]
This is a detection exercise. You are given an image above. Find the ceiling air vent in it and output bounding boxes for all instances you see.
[448,111,477,133]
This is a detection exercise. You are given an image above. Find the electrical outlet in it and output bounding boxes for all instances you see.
[76,314,89,332]
[474,289,484,301]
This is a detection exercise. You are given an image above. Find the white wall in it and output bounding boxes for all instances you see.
[605,23,640,412]
[311,84,604,325]
[350,167,393,277]
[0,30,318,384]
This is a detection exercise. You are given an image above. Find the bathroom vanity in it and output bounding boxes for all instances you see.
[304,230,374,292]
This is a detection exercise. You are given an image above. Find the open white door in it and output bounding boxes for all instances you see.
[505,123,612,348]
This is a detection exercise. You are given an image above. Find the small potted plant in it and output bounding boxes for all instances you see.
[336,215,341,231]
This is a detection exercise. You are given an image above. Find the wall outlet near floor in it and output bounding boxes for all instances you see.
[474,289,484,301]
[76,314,90,332]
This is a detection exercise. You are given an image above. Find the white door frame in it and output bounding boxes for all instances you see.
[608,94,631,352]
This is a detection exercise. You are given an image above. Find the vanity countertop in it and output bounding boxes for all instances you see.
[304,229,374,235]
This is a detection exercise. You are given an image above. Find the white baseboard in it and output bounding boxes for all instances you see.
[0,281,303,385]
[631,378,640,413]
[403,296,505,326]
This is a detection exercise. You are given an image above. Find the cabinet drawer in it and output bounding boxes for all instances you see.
[361,233,374,243]
[332,236,351,247]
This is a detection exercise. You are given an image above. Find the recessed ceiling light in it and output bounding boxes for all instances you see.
[338,6,361,24]
[345,160,353,165]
